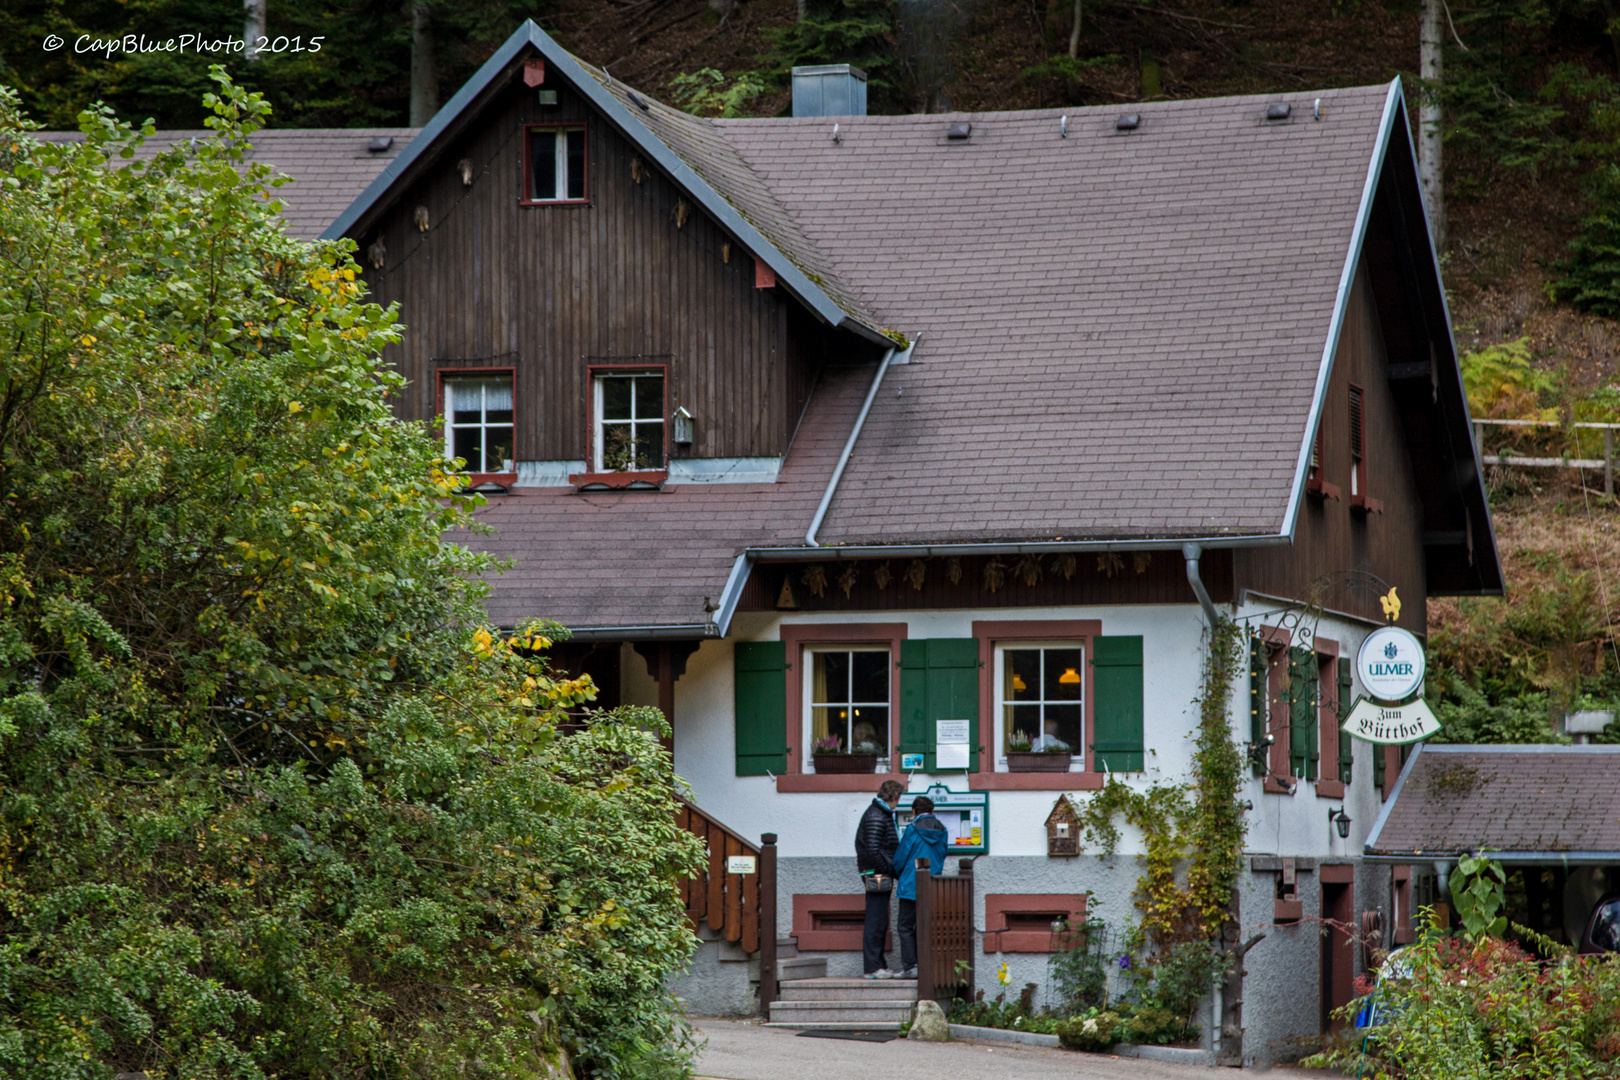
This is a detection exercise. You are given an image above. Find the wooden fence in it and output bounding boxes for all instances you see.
[914,858,974,1006]
[1474,418,1620,494]
[674,800,779,1014]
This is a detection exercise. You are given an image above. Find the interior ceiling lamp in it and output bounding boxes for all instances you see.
[1011,675,1027,692]
[1059,668,1081,684]
[1329,807,1352,840]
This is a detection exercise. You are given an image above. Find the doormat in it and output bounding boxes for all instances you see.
[795,1030,896,1043]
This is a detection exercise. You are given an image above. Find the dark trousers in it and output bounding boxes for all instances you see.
[862,889,891,973]
[897,897,918,972]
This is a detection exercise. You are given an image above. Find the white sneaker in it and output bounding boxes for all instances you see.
[898,967,918,979]
[867,968,897,980]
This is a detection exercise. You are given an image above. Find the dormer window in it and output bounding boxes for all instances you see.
[440,372,515,477]
[593,370,665,472]
[524,124,586,203]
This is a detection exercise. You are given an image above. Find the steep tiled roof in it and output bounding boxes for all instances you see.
[36,128,416,240]
[461,363,874,631]
[1366,744,1620,860]
[713,89,1389,544]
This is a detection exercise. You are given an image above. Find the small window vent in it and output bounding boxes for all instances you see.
[1266,102,1291,121]
[536,89,559,106]
[367,136,394,153]
[1349,385,1365,460]
[946,121,972,140]
[628,91,651,112]
[1116,113,1140,131]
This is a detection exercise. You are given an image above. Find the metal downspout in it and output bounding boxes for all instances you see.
[1183,542,1220,631]
[805,341,906,547]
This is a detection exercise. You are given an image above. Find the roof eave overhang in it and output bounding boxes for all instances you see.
[1283,79,1503,595]
[1364,850,1620,865]
[745,532,1292,562]
[321,20,883,340]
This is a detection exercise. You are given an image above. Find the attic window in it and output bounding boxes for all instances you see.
[947,122,972,140]
[524,124,587,204]
[367,136,393,153]
[1266,103,1291,121]
[1116,114,1140,131]
[1348,383,1381,512]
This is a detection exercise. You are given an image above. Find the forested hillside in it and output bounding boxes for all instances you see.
[6,0,1620,737]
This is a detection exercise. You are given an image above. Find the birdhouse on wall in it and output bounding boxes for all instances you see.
[1046,795,1080,857]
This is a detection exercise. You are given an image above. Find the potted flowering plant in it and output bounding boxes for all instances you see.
[811,734,879,774]
[1005,730,1073,772]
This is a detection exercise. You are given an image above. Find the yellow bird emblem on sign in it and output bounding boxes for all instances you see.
[1380,587,1401,623]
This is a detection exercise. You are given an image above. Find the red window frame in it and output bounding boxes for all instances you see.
[570,363,670,489]
[435,366,517,487]
[984,893,1089,953]
[1348,382,1383,513]
[971,620,1104,791]
[774,622,908,794]
[520,122,590,207]
[1315,638,1344,799]
[1307,426,1342,501]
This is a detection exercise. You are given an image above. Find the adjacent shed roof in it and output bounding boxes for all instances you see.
[36,128,416,240]
[1365,744,1620,864]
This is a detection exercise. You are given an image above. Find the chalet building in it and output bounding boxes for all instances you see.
[296,19,1500,1065]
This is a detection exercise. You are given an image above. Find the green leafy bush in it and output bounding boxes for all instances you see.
[0,75,702,1079]
[1553,163,1620,318]
[1311,933,1620,1078]
[1055,1008,1122,1051]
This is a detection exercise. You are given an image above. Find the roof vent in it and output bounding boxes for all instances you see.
[628,91,651,112]
[792,64,868,118]
[1116,113,1140,131]
[1266,102,1291,121]
[367,136,394,153]
[946,122,972,140]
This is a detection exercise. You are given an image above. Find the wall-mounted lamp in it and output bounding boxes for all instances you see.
[672,406,694,445]
[1329,806,1352,840]
[1247,734,1273,769]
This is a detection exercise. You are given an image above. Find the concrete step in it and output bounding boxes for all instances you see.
[767,999,917,1025]
[777,955,826,980]
[777,976,915,1002]
[777,937,799,959]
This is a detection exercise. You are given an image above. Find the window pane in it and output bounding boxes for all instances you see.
[633,375,665,420]
[814,652,850,704]
[634,421,665,469]
[452,426,481,468]
[600,422,634,471]
[1044,704,1082,751]
[1004,650,1039,701]
[481,378,513,415]
[601,378,632,420]
[530,130,557,200]
[852,707,888,753]
[1045,648,1084,701]
[851,651,889,703]
[1006,703,1041,742]
[811,705,837,747]
[486,426,514,471]
[565,129,586,199]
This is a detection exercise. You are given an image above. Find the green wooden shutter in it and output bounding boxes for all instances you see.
[734,641,787,776]
[1092,636,1144,772]
[1374,741,1387,790]
[1287,646,1318,780]
[899,639,980,771]
[1337,661,1354,785]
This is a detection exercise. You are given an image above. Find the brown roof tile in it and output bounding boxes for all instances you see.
[1366,744,1620,859]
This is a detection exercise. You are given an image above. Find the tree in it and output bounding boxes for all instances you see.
[1419,0,1447,247]
[0,72,701,1079]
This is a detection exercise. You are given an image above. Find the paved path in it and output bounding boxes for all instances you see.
[692,1018,1337,1079]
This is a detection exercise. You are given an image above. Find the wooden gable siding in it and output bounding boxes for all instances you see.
[739,549,1233,613]
[356,77,819,462]
[1235,264,1427,633]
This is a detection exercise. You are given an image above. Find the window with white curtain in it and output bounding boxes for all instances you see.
[443,375,514,473]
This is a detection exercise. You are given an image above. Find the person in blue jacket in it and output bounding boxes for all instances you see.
[892,795,951,980]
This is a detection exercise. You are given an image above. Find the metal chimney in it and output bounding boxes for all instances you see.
[791,64,868,118]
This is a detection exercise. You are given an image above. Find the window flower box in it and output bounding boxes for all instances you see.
[1006,751,1073,773]
[812,752,879,774]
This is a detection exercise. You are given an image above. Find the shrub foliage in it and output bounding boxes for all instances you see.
[0,75,702,1079]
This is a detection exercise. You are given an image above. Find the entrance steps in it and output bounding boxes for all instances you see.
[766,976,918,1030]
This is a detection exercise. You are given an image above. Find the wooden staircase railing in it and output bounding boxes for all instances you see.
[675,800,778,1015]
